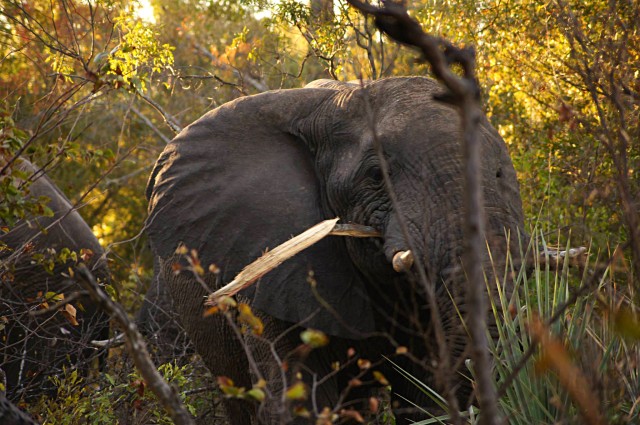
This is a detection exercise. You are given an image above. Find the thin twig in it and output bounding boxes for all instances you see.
[135,90,182,134]
[75,264,195,425]
[129,105,173,144]
[345,1,499,423]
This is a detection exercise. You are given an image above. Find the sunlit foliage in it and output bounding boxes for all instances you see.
[1,0,637,422]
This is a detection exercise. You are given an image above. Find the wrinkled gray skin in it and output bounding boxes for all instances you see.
[0,159,110,400]
[136,258,193,364]
[146,77,526,423]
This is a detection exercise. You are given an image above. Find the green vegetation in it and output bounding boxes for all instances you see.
[34,362,211,424]
[1,0,637,422]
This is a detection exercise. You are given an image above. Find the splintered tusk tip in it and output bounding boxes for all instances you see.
[392,250,414,272]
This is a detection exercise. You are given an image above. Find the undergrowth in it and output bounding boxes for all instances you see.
[401,230,639,424]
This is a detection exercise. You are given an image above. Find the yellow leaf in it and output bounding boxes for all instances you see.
[285,382,307,401]
[203,306,219,317]
[395,346,408,354]
[217,376,244,397]
[217,296,237,312]
[45,291,64,302]
[293,406,311,419]
[373,371,389,386]
[349,378,363,387]
[300,329,329,348]
[357,359,371,370]
[238,303,264,335]
[193,264,205,276]
[246,388,265,402]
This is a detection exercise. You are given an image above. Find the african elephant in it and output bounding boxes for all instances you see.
[146,77,527,423]
[0,158,110,400]
[136,258,193,364]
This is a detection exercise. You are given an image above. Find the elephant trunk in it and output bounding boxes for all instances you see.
[382,207,426,271]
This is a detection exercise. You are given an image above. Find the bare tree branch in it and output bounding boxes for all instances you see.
[190,38,269,93]
[130,105,173,144]
[345,1,500,423]
[74,264,195,425]
[135,90,183,134]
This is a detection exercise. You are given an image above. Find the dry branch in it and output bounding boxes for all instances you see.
[75,265,195,425]
[207,218,339,303]
[344,1,499,423]
[330,223,381,238]
[207,220,381,303]
[91,332,126,348]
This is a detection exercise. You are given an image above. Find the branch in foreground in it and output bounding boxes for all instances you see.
[0,392,39,425]
[208,219,339,303]
[207,219,380,303]
[344,1,499,424]
[75,264,195,425]
[528,317,605,425]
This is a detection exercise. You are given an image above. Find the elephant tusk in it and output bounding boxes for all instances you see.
[329,223,381,238]
[392,250,414,272]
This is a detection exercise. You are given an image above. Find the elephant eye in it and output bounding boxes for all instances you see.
[367,165,384,182]
[496,168,503,178]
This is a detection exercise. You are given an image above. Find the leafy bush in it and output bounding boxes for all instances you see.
[31,361,217,424]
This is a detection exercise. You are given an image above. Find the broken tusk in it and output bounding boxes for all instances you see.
[392,250,414,272]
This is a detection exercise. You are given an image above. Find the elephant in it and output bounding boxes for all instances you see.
[136,258,193,364]
[0,158,110,400]
[145,76,527,423]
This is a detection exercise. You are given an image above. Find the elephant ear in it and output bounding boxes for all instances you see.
[146,88,375,339]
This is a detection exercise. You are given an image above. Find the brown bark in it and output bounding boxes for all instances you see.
[345,1,501,423]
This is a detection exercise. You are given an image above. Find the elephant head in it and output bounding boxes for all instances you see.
[0,158,110,400]
[146,77,526,422]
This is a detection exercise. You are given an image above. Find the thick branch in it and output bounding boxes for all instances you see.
[345,1,500,423]
[0,393,39,425]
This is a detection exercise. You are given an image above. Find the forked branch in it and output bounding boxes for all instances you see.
[344,1,499,423]
[75,265,195,425]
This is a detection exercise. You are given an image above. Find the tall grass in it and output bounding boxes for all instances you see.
[397,230,639,424]
[487,230,639,424]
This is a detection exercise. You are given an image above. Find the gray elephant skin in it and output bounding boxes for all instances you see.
[146,77,526,423]
[0,159,109,400]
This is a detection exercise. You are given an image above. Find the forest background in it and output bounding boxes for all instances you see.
[1,0,638,423]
